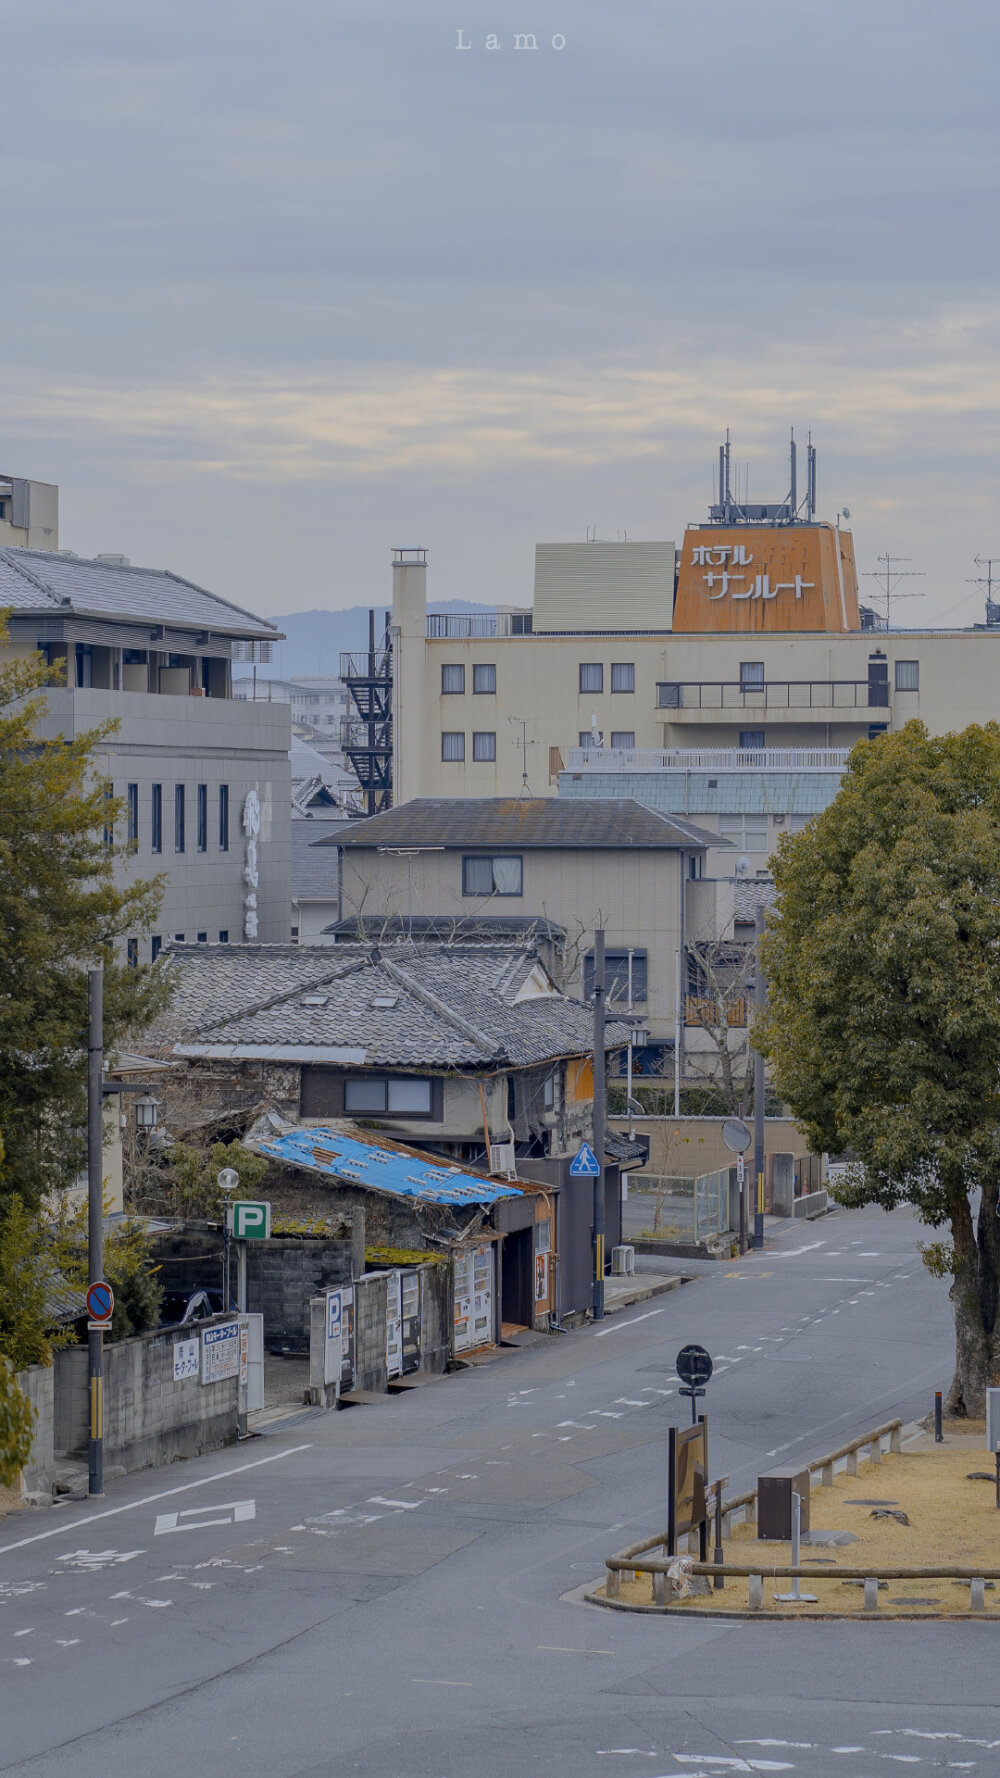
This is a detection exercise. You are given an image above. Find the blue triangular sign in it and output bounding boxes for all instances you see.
[570,1142,601,1177]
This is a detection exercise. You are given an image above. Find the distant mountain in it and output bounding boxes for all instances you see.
[254,602,493,680]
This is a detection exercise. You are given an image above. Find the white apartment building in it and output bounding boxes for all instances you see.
[0,473,59,552]
[1,544,291,957]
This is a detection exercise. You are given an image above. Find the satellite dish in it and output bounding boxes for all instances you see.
[842,506,851,520]
[722,1117,752,1154]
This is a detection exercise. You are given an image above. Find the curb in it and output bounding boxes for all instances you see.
[583,1582,1000,1624]
[603,1274,690,1315]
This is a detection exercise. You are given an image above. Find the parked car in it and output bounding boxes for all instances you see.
[159,1287,232,1328]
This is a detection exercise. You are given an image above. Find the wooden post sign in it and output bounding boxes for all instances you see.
[668,1419,709,1560]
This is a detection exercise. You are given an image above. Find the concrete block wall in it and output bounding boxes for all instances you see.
[247,1238,353,1353]
[354,1272,388,1393]
[417,1263,452,1374]
[101,1322,238,1474]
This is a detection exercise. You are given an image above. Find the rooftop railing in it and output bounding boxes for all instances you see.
[564,746,851,773]
[656,679,884,711]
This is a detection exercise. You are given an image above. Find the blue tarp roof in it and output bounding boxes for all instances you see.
[256,1126,523,1207]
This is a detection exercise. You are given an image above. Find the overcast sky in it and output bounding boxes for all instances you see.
[2,0,998,625]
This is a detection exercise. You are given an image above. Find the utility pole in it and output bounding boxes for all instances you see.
[592,929,606,1320]
[87,965,104,1497]
[752,906,767,1250]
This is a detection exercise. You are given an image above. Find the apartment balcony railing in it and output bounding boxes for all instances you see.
[685,995,748,1029]
[425,611,533,639]
[564,745,851,773]
[656,680,885,711]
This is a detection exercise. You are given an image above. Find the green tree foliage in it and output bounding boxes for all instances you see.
[166,1141,270,1220]
[0,619,168,1206]
[0,1192,67,1371]
[0,1360,34,1489]
[757,721,1000,1417]
[50,1201,163,1341]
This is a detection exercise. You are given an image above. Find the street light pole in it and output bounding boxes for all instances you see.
[87,965,104,1498]
[752,904,767,1249]
[592,929,606,1321]
[218,1168,240,1307]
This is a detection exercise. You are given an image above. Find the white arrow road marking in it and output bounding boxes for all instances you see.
[155,1501,255,1535]
[56,1549,143,1570]
[367,1496,423,1510]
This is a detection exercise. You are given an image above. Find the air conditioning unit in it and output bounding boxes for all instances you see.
[611,1244,636,1277]
[489,1142,516,1179]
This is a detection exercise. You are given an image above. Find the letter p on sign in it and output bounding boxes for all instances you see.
[231,1201,272,1240]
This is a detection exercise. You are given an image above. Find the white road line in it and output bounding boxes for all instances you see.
[367,1496,423,1510]
[775,1242,825,1257]
[0,1444,312,1558]
[594,1307,668,1337]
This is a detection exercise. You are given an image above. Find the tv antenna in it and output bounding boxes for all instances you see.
[508,715,536,796]
[969,556,1000,625]
[863,554,925,628]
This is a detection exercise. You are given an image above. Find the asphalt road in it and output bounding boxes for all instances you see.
[4,1202,995,1778]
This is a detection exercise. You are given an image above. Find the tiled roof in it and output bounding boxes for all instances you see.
[316,798,718,852]
[151,941,628,1070]
[0,547,279,640]
[254,1123,522,1207]
[324,914,566,943]
[291,821,342,897]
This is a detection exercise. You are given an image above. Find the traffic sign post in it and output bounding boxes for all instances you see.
[676,1341,713,1425]
[569,1144,600,1178]
[229,1201,272,1240]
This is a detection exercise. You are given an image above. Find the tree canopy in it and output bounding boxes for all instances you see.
[0,622,167,1205]
[757,721,1000,1415]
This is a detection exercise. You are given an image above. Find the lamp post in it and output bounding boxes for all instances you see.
[217,1167,239,1309]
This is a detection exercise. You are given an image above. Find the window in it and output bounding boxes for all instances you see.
[219,930,229,943]
[583,948,648,1007]
[219,783,229,851]
[174,784,185,853]
[151,935,162,962]
[126,783,139,850]
[579,663,603,693]
[689,853,703,879]
[343,1076,434,1115]
[656,683,681,708]
[739,730,765,750]
[868,723,889,741]
[739,661,765,692]
[441,664,465,694]
[473,663,496,694]
[472,731,496,761]
[126,938,138,968]
[542,1075,554,1110]
[718,813,769,851]
[197,783,208,852]
[462,854,523,896]
[151,784,162,854]
[75,644,93,688]
[579,730,602,750]
[197,932,208,943]
[103,783,114,847]
[442,731,465,761]
[174,933,185,942]
[536,1217,551,1253]
[610,731,635,750]
[895,659,919,691]
[610,662,635,693]
[786,814,815,834]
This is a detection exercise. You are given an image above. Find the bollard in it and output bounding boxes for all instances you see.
[847,1449,858,1476]
[935,1390,943,1443]
[970,1578,985,1612]
[606,1565,621,1599]
[652,1570,666,1606]
[869,1437,882,1466]
[748,1574,763,1611]
[820,1461,834,1487]
[890,1424,902,1455]
[864,1577,879,1611]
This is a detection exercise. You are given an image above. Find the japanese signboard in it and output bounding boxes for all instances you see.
[173,1337,200,1381]
[201,1321,240,1385]
[672,524,859,634]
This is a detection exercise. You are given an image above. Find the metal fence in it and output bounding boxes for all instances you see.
[623,1170,732,1242]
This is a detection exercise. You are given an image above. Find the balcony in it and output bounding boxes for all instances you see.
[655,680,887,725]
[565,745,851,773]
[685,994,748,1028]
[425,611,532,639]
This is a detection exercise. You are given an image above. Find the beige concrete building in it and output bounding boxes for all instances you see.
[0,474,59,552]
[389,544,1000,805]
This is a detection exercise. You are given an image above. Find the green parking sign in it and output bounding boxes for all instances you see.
[230,1201,272,1240]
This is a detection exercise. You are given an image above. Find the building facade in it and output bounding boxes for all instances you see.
[0,546,291,954]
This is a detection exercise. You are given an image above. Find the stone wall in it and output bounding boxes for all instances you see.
[100,1321,239,1473]
[247,1237,354,1353]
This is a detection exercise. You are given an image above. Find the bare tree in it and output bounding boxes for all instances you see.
[682,936,758,1115]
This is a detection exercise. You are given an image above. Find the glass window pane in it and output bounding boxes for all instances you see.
[610,662,635,693]
[579,663,603,693]
[895,659,919,691]
[739,730,765,750]
[344,1077,388,1111]
[472,731,496,761]
[387,1077,432,1112]
[463,856,495,895]
[610,731,635,749]
[442,731,465,760]
[473,663,496,694]
[739,661,765,689]
[745,823,769,850]
[441,664,465,694]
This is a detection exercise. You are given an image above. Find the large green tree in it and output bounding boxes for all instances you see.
[757,721,1000,1418]
[0,622,167,1206]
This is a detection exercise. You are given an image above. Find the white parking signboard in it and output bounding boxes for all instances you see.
[173,1337,199,1381]
[201,1321,240,1385]
[324,1289,343,1385]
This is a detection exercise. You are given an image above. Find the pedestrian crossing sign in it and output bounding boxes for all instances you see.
[569,1142,601,1177]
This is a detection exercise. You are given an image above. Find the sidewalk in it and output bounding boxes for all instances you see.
[603,1269,690,1314]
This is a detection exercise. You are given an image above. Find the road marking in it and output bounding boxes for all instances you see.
[155,1501,255,1536]
[594,1307,668,1337]
[55,1548,143,1570]
[538,1644,613,1655]
[614,1398,651,1407]
[775,1242,825,1257]
[367,1496,423,1510]
[0,1445,311,1559]
[412,1677,473,1687]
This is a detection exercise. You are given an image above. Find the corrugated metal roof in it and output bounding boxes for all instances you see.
[0,546,279,640]
[256,1125,522,1206]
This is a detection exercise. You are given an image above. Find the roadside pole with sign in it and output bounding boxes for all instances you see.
[228,1200,272,1313]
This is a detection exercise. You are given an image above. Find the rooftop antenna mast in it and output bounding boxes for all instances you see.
[508,715,536,797]
[863,554,925,629]
[969,555,1000,625]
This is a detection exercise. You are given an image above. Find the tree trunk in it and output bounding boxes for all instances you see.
[946,1179,1000,1418]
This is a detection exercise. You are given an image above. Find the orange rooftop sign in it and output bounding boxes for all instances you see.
[672,523,859,634]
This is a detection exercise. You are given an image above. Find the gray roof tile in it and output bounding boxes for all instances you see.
[0,547,279,640]
[318,798,719,852]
